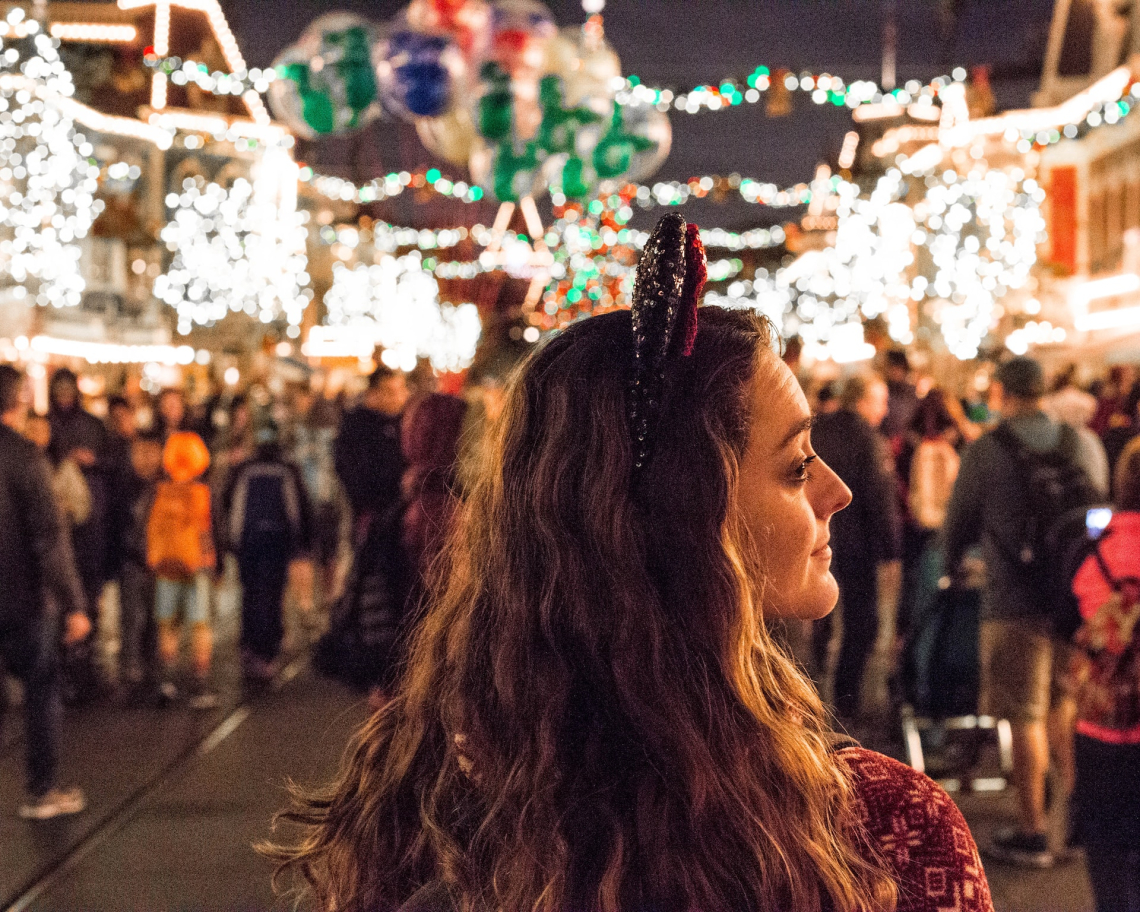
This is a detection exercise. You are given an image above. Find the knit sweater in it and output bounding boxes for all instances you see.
[397,747,993,912]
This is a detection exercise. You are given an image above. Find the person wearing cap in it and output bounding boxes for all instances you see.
[944,355,1103,869]
[219,420,314,681]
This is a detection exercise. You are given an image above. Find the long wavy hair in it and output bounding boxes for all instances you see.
[269,306,897,912]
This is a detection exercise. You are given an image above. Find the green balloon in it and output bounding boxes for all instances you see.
[281,62,336,135]
[331,27,378,120]
[493,141,539,202]
[593,101,656,180]
[478,63,514,142]
[536,74,601,155]
[559,156,591,198]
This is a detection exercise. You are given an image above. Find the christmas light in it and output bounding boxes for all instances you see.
[29,335,198,364]
[49,23,139,43]
[322,256,482,372]
[154,148,311,332]
[0,18,106,310]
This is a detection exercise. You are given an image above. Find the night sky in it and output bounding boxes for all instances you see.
[212,0,1058,229]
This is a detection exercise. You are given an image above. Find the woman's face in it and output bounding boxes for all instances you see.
[734,356,851,620]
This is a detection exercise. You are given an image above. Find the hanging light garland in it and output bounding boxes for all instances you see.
[144,54,278,96]
[0,10,106,310]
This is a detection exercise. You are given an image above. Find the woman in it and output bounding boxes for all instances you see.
[1070,436,1140,912]
[271,215,991,912]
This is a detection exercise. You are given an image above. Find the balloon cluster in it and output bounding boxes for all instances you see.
[269,1,671,202]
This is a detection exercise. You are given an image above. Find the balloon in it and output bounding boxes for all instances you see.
[416,105,479,166]
[484,0,555,80]
[469,138,541,203]
[268,13,382,139]
[375,27,465,120]
[404,0,491,59]
[542,24,620,110]
[592,101,671,183]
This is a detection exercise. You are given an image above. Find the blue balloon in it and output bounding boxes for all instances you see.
[377,30,462,121]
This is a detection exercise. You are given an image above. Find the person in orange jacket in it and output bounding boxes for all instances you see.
[147,431,217,709]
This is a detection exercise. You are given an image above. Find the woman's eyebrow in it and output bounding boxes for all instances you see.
[778,416,815,451]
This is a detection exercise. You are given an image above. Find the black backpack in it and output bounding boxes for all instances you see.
[991,423,1105,640]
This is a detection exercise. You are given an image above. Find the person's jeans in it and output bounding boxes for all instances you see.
[119,562,155,680]
[0,614,62,797]
[238,545,291,662]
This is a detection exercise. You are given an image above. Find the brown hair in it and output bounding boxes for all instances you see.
[268,307,895,912]
[1116,436,1140,511]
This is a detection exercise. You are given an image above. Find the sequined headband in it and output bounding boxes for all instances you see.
[629,213,708,475]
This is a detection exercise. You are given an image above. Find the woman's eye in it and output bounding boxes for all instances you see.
[792,455,818,483]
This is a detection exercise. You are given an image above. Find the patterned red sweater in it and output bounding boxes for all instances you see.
[840,747,994,912]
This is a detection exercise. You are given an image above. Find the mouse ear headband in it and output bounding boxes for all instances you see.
[628,213,708,475]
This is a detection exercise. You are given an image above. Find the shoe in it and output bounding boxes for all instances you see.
[18,786,87,820]
[984,829,1054,869]
[187,683,219,710]
[157,680,179,705]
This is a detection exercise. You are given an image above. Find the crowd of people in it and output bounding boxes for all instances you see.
[1,327,1138,910]
[0,360,483,821]
[796,353,1140,910]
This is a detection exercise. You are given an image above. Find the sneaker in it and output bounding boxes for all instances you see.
[984,829,1054,869]
[187,683,219,711]
[18,786,87,820]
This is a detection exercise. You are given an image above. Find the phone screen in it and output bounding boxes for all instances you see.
[1087,507,1113,538]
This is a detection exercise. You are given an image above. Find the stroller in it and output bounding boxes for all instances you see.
[897,545,1013,792]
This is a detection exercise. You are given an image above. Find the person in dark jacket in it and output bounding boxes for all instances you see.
[0,365,91,819]
[811,373,900,722]
[221,422,315,680]
[48,368,110,698]
[944,356,1104,869]
[334,365,408,531]
[116,431,163,691]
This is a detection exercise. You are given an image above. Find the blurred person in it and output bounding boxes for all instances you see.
[334,365,408,531]
[220,421,314,681]
[155,387,186,440]
[146,431,218,709]
[24,414,92,531]
[1043,378,1110,497]
[1091,365,1136,436]
[814,379,841,416]
[944,356,1103,868]
[1069,437,1140,912]
[115,431,163,693]
[0,365,90,819]
[401,393,468,605]
[48,368,110,697]
[881,349,919,445]
[898,390,963,712]
[290,387,344,610]
[1102,381,1140,492]
[271,215,992,912]
[811,373,900,722]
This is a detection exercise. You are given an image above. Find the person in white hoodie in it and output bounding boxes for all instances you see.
[1044,379,1110,498]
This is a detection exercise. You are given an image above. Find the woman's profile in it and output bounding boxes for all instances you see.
[270,214,992,912]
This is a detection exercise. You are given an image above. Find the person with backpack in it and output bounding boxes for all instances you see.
[147,431,218,709]
[220,422,314,682]
[944,356,1104,869]
[1069,436,1140,912]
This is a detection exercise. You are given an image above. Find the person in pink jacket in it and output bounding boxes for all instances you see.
[1070,435,1140,912]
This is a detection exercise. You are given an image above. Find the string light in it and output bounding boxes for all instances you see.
[144,55,278,96]
[614,68,963,115]
[49,23,139,43]
[0,14,106,310]
[299,165,484,205]
[322,255,482,372]
[28,335,199,364]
